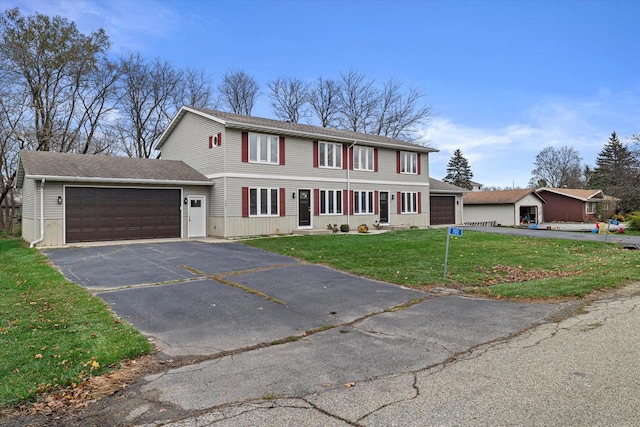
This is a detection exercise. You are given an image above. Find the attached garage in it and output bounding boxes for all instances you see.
[65,187,181,243]
[429,178,467,226]
[16,151,213,247]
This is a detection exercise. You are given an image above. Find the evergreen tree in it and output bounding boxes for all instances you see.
[443,149,473,190]
[590,131,640,213]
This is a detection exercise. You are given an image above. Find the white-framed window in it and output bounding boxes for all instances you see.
[249,188,279,216]
[400,151,417,174]
[401,192,418,213]
[320,190,343,214]
[249,133,279,164]
[586,201,597,214]
[354,190,374,214]
[319,142,342,168]
[353,146,374,171]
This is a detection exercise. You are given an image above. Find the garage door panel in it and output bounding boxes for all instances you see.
[65,187,181,243]
[430,196,455,225]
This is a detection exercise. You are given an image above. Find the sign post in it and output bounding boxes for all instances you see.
[444,227,463,280]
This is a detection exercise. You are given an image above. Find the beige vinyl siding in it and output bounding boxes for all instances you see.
[464,205,516,226]
[160,112,225,175]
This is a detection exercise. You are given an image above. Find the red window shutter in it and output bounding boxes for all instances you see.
[397,191,402,214]
[396,151,401,173]
[279,188,286,216]
[417,153,421,175]
[218,132,222,147]
[242,187,249,217]
[209,135,213,149]
[313,141,319,168]
[343,190,348,214]
[314,189,320,216]
[374,191,379,214]
[279,136,285,165]
[342,145,348,169]
[374,148,378,172]
[418,192,422,213]
[349,190,354,215]
[241,132,248,162]
[349,147,354,170]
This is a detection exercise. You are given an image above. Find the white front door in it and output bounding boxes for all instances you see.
[187,196,206,237]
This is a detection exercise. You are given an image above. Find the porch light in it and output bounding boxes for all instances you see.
[292,192,296,199]
[57,196,63,205]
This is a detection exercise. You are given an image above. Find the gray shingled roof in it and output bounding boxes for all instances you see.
[16,151,212,187]
[429,178,470,193]
[463,189,545,205]
[156,107,437,153]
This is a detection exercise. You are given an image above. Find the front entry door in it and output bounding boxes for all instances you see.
[188,196,206,237]
[298,189,311,227]
[379,191,389,224]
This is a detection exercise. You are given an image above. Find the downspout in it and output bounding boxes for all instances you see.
[30,178,45,248]
[347,141,356,229]
[223,129,228,238]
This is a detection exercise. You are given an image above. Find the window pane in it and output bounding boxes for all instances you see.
[319,143,325,167]
[411,154,417,173]
[368,192,374,213]
[401,152,406,173]
[354,148,360,169]
[259,137,268,162]
[327,144,333,167]
[260,189,268,214]
[270,137,278,163]
[402,193,406,213]
[361,192,366,212]
[336,146,342,168]
[250,189,257,216]
[320,190,326,214]
[250,135,258,162]
[328,190,334,213]
[336,191,342,213]
[367,148,373,170]
[271,189,278,215]
[412,193,417,212]
[354,192,360,213]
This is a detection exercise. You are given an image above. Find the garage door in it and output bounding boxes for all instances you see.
[65,187,181,243]
[430,196,455,225]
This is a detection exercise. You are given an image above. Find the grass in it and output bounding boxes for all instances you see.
[0,238,153,408]
[244,229,640,299]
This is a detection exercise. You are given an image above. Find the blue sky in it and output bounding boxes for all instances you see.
[10,0,640,187]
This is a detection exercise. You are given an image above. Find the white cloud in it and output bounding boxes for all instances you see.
[419,89,640,188]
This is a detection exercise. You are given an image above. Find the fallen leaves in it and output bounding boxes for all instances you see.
[474,264,583,286]
[344,381,356,388]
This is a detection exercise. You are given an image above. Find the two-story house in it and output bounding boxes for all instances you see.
[16,107,461,246]
[156,107,438,238]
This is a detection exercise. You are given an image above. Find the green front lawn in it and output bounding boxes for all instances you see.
[0,239,153,408]
[244,229,640,299]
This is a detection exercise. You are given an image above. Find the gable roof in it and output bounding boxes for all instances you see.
[156,106,438,153]
[535,187,604,201]
[429,178,470,194]
[463,189,545,205]
[16,151,213,188]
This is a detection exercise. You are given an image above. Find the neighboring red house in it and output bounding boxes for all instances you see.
[535,188,605,222]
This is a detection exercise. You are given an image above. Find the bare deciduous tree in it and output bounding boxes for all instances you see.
[309,77,341,128]
[115,53,183,158]
[174,67,218,110]
[336,69,379,133]
[529,146,584,188]
[374,79,432,140]
[218,69,259,115]
[267,76,309,123]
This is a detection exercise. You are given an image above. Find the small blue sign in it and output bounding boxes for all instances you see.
[609,219,619,225]
[449,227,463,236]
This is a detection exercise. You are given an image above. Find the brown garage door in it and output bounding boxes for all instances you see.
[65,187,181,243]
[430,196,455,225]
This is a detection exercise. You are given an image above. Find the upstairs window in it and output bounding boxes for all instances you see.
[353,146,374,171]
[400,151,417,174]
[249,133,279,164]
[319,142,342,168]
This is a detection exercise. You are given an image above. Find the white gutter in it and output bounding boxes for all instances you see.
[223,129,228,238]
[24,175,214,186]
[30,178,45,248]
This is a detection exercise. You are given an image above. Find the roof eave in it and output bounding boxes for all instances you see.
[155,106,226,150]
[24,175,214,186]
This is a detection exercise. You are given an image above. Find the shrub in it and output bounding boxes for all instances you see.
[327,223,339,233]
[611,213,625,222]
[357,224,369,233]
[410,225,419,230]
[625,211,640,231]
[340,224,350,233]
